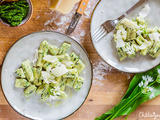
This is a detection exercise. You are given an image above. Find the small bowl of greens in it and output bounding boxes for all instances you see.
[0,0,32,27]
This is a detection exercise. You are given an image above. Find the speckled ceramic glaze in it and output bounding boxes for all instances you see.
[91,0,160,73]
[1,31,92,120]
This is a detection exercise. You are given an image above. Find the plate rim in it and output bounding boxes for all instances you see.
[89,0,160,73]
[0,31,93,120]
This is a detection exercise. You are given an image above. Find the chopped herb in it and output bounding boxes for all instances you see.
[0,0,29,26]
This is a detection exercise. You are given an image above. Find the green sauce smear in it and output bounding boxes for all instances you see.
[0,0,29,26]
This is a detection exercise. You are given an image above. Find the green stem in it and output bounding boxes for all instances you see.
[125,114,130,120]
[103,79,157,120]
[125,93,141,120]
[109,81,157,120]
[148,81,156,87]
[109,92,141,120]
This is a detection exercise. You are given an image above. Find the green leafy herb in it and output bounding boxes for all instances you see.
[0,0,29,26]
[95,65,160,120]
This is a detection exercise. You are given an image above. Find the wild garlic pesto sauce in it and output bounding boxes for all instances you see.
[0,0,29,26]
[114,4,160,61]
[15,41,85,102]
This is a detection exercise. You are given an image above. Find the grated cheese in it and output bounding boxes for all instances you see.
[149,33,160,41]
[121,18,139,29]
[139,40,151,50]
[62,60,73,67]
[33,49,39,66]
[139,4,150,18]
[41,71,56,84]
[116,36,125,48]
[43,55,58,63]
[51,64,68,77]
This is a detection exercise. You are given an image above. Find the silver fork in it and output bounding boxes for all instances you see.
[92,0,148,42]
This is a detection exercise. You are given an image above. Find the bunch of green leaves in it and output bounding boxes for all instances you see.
[0,0,29,26]
[95,64,160,120]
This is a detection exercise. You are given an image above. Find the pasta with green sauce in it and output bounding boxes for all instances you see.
[114,4,160,61]
[14,41,85,102]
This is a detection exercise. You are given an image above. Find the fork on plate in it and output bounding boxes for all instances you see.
[92,0,148,42]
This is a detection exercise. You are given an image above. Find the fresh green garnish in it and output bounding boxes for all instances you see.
[0,0,29,26]
[95,65,160,120]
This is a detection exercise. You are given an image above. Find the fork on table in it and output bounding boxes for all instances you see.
[92,0,148,42]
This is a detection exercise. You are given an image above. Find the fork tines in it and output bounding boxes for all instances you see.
[92,26,107,42]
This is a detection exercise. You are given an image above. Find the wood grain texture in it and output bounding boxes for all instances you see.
[0,0,160,120]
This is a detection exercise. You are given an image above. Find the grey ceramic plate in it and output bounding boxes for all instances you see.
[1,31,92,120]
[91,0,160,73]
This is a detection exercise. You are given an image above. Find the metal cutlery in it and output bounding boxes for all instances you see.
[67,0,89,35]
[92,0,148,42]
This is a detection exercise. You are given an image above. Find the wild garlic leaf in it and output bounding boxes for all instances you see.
[95,65,160,120]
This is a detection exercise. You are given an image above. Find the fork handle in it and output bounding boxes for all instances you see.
[118,0,148,20]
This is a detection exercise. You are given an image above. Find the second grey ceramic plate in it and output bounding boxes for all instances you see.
[91,0,160,73]
[1,31,92,120]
